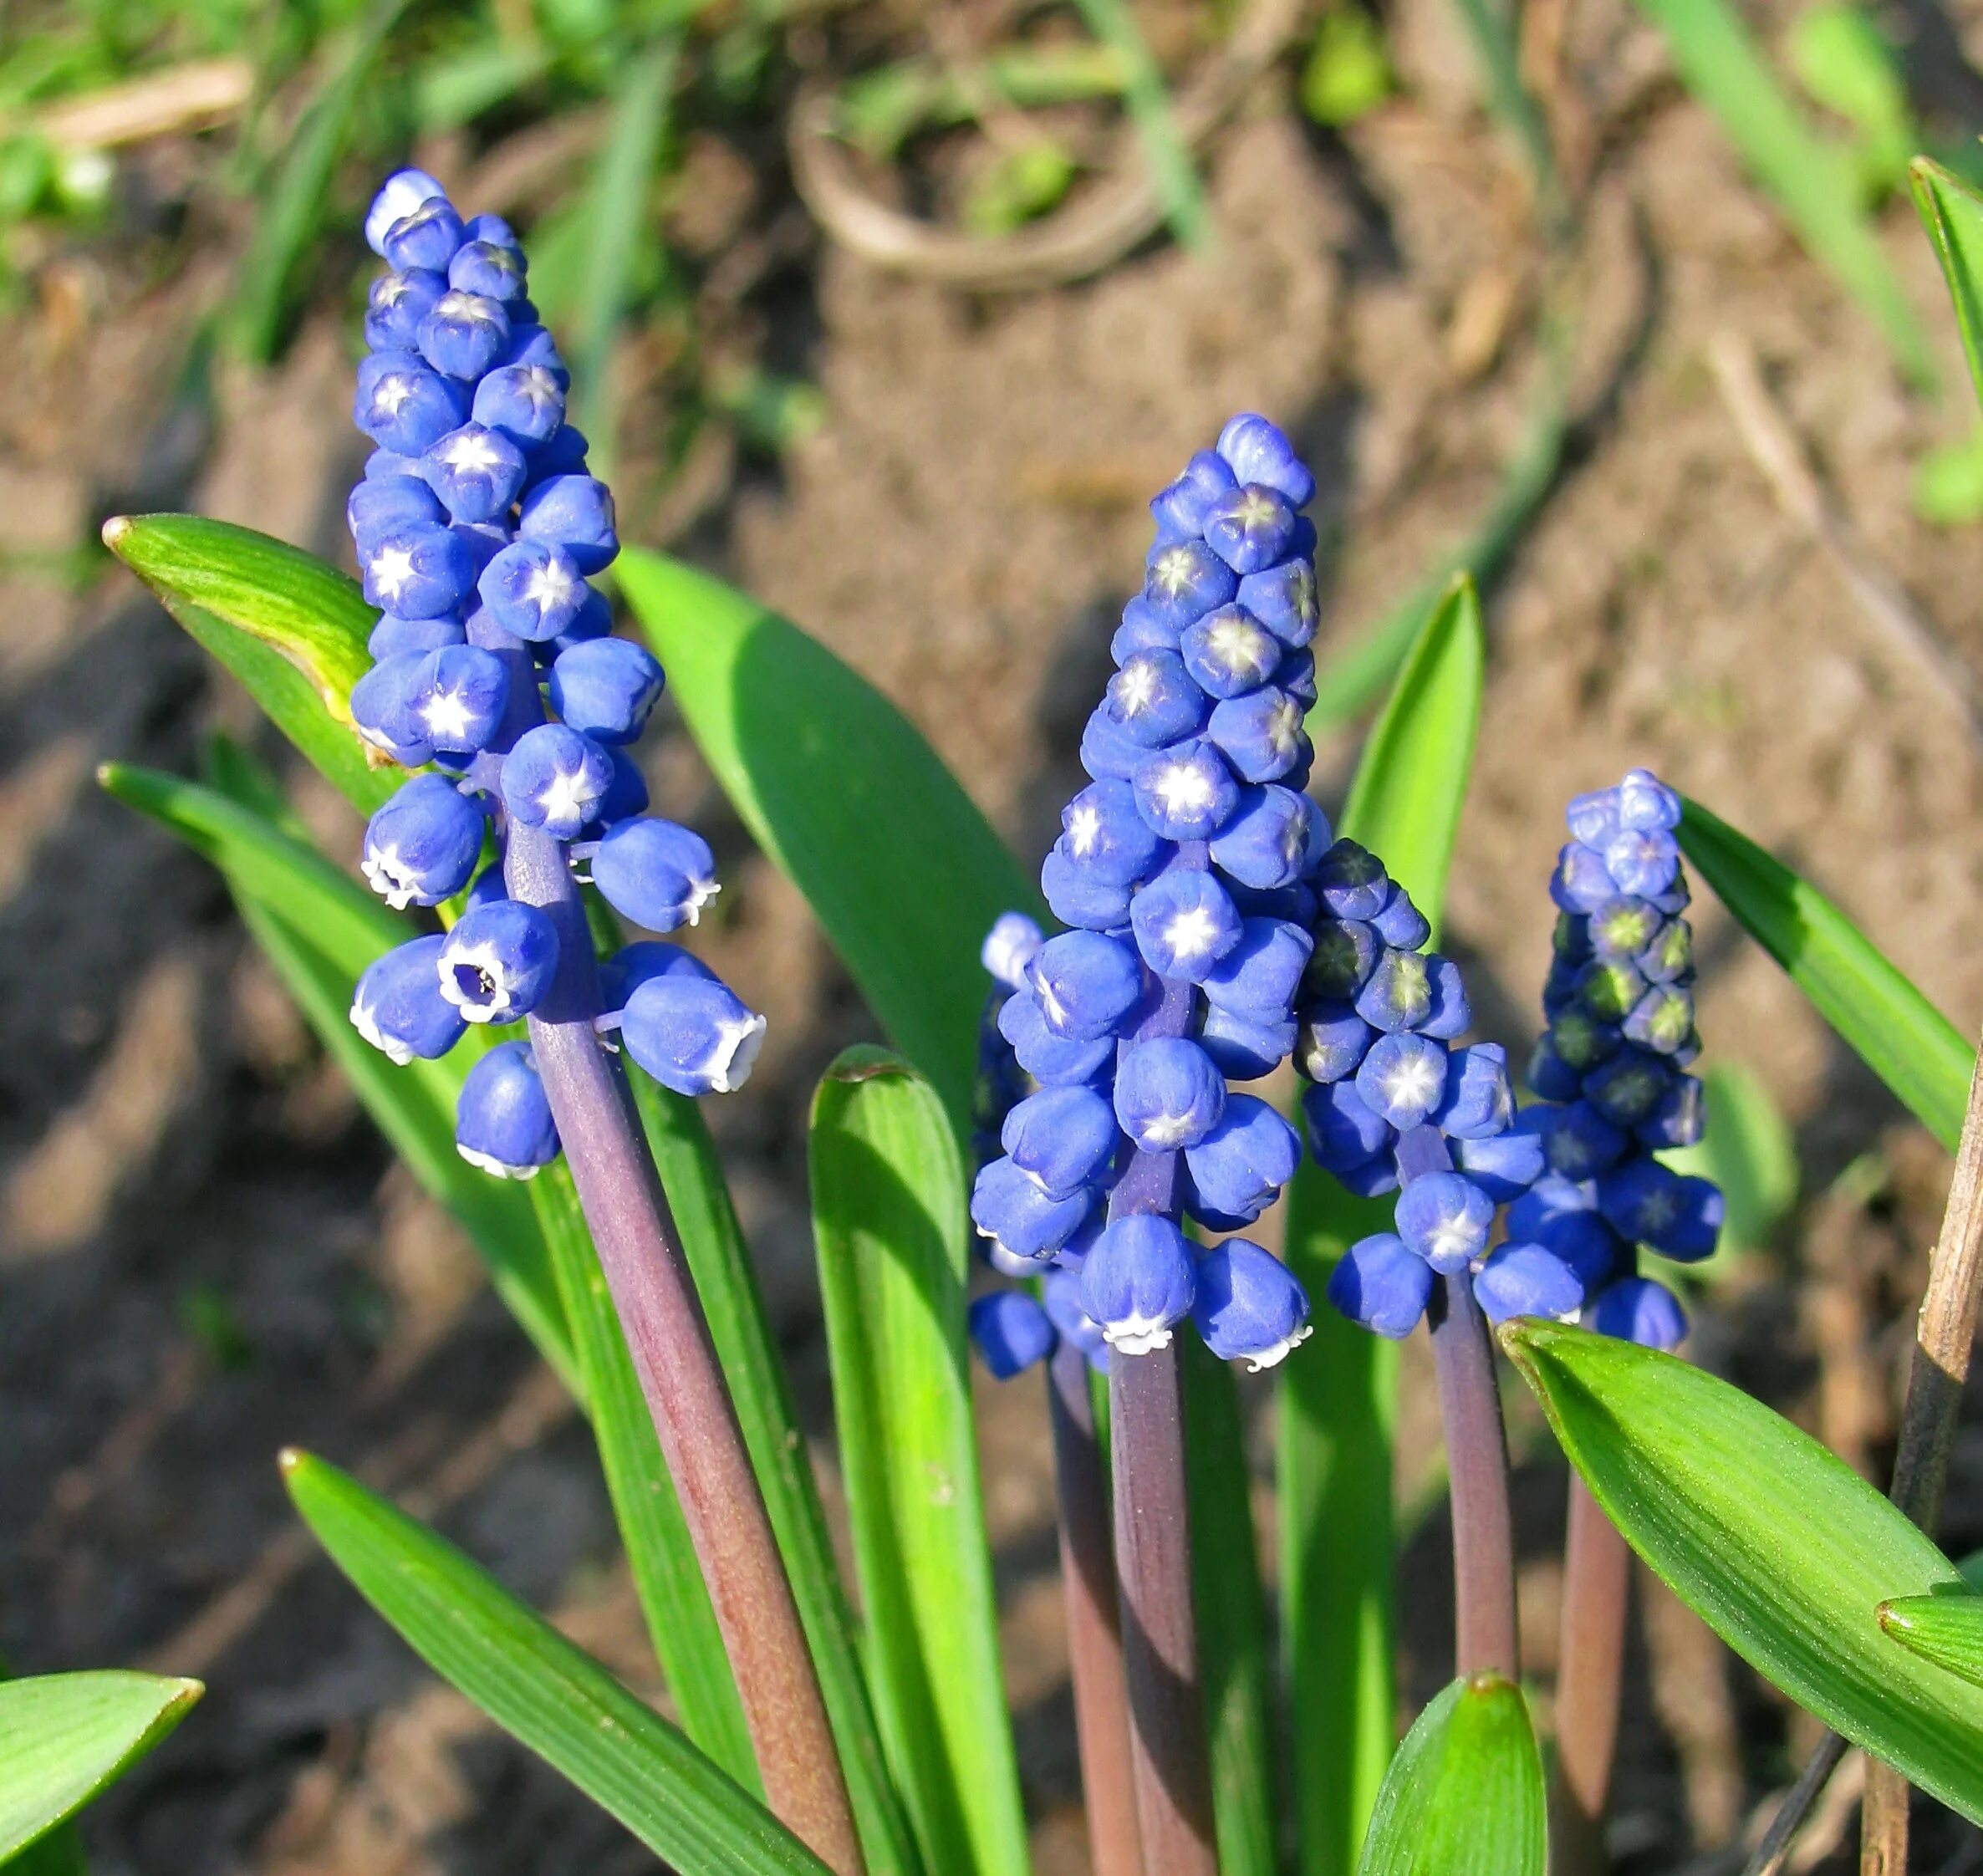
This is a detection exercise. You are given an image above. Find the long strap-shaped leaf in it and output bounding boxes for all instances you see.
[614,548,1042,1134]
[105,515,389,812]
[1913,159,1983,412]
[1353,1674,1545,1876]
[1280,575,1485,1876]
[808,1050,1030,1876]
[1678,795,1972,1150]
[635,1073,924,1876]
[1503,1320,1983,1822]
[0,1673,201,1863]
[99,761,580,1390]
[280,1451,835,1875]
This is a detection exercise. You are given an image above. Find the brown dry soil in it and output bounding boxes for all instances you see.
[8,1,1983,1870]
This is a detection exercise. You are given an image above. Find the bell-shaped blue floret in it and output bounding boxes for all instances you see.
[1080,1213,1197,1355]
[416,288,511,381]
[421,421,526,523]
[361,521,473,619]
[1206,687,1309,784]
[411,644,508,754]
[971,1155,1093,1261]
[1143,538,1239,627]
[1105,648,1207,745]
[1042,848,1131,931]
[590,817,719,932]
[1418,956,1472,1039]
[449,237,527,302]
[1541,1100,1630,1180]
[1150,448,1237,541]
[1198,1005,1297,1082]
[1060,779,1166,889]
[518,473,619,572]
[369,613,466,660]
[981,912,1043,992]
[1079,700,1150,783]
[1303,918,1380,1002]
[1472,1242,1586,1323]
[1597,1160,1723,1261]
[549,637,665,745]
[437,898,560,1022]
[1130,868,1243,981]
[1353,950,1432,1035]
[1451,1125,1547,1203]
[969,1291,1058,1379]
[1234,556,1318,649]
[587,747,649,831]
[1193,1239,1312,1369]
[1027,930,1144,1042]
[1209,784,1323,890]
[1180,605,1281,698]
[1590,1275,1687,1348]
[621,971,767,1095]
[1314,840,1389,920]
[455,1039,558,1178]
[500,723,615,838]
[1294,1001,1372,1084]
[1355,1031,1448,1130]
[1432,1043,1513,1139]
[1114,1037,1226,1152]
[1216,412,1317,508]
[1302,1077,1395,1175]
[361,774,486,910]
[1581,1048,1670,1127]
[1638,1073,1706,1150]
[1002,1085,1122,1201]
[364,268,448,351]
[1183,1095,1300,1221]
[1603,827,1679,900]
[997,989,1114,1086]
[1112,595,1180,660]
[1132,739,1240,841]
[1623,982,1693,1055]
[1369,884,1430,951]
[349,472,444,554]
[1328,1233,1432,1338]
[479,538,591,640]
[350,934,466,1063]
[1201,917,1311,1022]
[355,356,468,457]
[472,361,567,448]
[1042,1267,1109,1369]
[349,654,436,766]
[366,168,447,256]
[1203,483,1297,575]
[382,194,465,273]
[599,939,716,1011]
[1394,1170,1494,1275]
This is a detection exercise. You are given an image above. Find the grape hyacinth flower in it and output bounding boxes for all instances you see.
[339,171,764,1172]
[336,172,860,1873]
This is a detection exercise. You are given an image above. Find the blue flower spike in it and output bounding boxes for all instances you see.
[963,415,1321,1382]
[339,171,766,1179]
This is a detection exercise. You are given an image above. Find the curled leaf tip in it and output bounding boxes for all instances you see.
[1878,1599,1909,1633]
[277,1445,306,1477]
[100,514,133,552]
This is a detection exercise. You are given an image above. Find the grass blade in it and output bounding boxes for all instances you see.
[1629,0,1933,385]
[633,1073,924,1876]
[1912,158,1983,414]
[1502,1320,1983,1822]
[808,1048,1029,1876]
[1353,1674,1545,1876]
[533,1160,758,1789]
[1182,1336,1278,1876]
[1068,0,1211,250]
[0,1674,201,1863]
[1678,794,1972,1150]
[1281,576,1486,1876]
[615,547,1042,1135]
[280,1451,835,1875]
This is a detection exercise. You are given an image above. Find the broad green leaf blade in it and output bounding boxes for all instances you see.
[1182,1336,1277,1876]
[633,1074,923,1876]
[808,1048,1028,1876]
[280,1451,833,1876]
[1354,1674,1545,1876]
[99,762,579,1392]
[0,1673,201,1862]
[533,1160,757,1789]
[1628,0,1933,385]
[1913,158,1983,415]
[1881,1593,1983,1690]
[1678,795,1972,1150]
[1282,575,1485,1876]
[105,515,388,812]
[615,548,1041,1134]
[1503,1320,1983,1820]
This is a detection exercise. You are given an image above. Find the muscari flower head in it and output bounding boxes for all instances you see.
[1321,767,1722,1347]
[342,171,764,1177]
[965,417,1323,1383]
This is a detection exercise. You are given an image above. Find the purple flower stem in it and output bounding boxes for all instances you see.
[1551,1476,1630,1876]
[1048,1340,1144,1876]
[1107,970,1218,1876]
[472,623,864,1874]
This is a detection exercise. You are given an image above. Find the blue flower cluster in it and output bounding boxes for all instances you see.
[1297,849,1551,1337]
[341,171,765,1178]
[965,417,1324,1374]
[1511,770,1723,1348]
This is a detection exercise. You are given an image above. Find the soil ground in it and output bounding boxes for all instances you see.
[6,0,1983,1869]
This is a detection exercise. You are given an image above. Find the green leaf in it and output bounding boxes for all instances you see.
[615,547,1040,1134]
[1182,1336,1278,1876]
[1068,0,1210,250]
[1282,576,1485,1876]
[1628,0,1933,385]
[1503,1319,1983,1821]
[1445,0,1561,219]
[0,1673,201,1862]
[1353,1674,1545,1876]
[533,1160,757,1789]
[1787,5,1913,196]
[1299,10,1394,129]
[633,1075,923,1876]
[1913,158,1983,415]
[99,761,579,1393]
[279,1451,835,1875]
[104,515,387,812]
[1664,1061,1798,1254]
[1677,794,1972,1150]
[1881,1593,1983,1691]
[807,1048,1027,1876]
